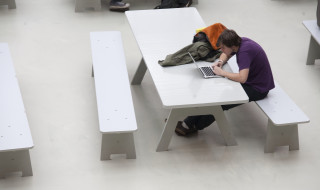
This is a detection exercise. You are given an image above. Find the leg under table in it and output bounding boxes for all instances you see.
[156,105,237,152]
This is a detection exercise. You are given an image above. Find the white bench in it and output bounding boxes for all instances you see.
[303,20,320,65]
[75,0,101,12]
[75,0,198,12]
[228,56,310,153]
[90,31,137,160]
[0,0,16,9]
[0,43,33,177]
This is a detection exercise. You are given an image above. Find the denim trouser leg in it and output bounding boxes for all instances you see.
[110,0,121,3]
[183,83,269,131]
[183,105,237,130]
[184,115,215,130]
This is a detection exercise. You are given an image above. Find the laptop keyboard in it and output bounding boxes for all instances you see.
[201,66,215,76]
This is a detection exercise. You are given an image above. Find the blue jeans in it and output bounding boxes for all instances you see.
[184,84,269,130]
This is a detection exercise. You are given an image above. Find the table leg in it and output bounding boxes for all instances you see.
[212,106,238,146]
[156,106,237,152]
[131,58,147,85]
[156,108,186,152]
[306,36,320,65]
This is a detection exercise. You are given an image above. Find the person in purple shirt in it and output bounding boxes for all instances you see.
[175,29,275,136]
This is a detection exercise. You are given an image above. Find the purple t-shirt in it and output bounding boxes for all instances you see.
[236,37,275,93]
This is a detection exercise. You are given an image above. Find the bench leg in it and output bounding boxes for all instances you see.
[91,65,94,77]
[75,0,84,12]
[131,58,147,85]
[264,120,299,153]
[0,150,33,178]
[75,0,101,12]
[156,106,237,152]
[306,36,320,65]
[101,133,136,160]
[8,0,16,9]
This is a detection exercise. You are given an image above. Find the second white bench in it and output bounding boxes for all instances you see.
[0,0,16,9]
[0,43,33,178]
[228,56,310,153]
[256,82,310,153]
[90,31,137,160]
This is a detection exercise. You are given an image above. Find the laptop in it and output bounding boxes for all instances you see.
[187,52,222,79]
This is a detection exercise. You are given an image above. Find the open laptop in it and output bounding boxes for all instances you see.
[187,52,222,79]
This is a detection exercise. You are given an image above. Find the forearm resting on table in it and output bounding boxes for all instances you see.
[215,53,249,83]
[221,69,249,83]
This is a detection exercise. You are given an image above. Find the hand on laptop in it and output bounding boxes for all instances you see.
[213,59,223,68]
[212,65,225,76]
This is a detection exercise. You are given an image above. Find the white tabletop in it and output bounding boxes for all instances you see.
[303,20,320,44]
[126,8,248,108]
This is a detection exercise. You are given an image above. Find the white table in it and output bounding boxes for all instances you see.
[125,8,248,152]
[303,20,320,65]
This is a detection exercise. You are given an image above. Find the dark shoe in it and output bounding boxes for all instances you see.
[185,0,192,7]
[175,121,197,136]
[109,1,130,12]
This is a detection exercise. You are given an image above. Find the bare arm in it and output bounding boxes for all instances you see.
[212,52,249,83]
[213,67,249,83]
[213,52,232,67]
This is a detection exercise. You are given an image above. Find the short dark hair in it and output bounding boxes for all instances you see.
[216,29,242,48]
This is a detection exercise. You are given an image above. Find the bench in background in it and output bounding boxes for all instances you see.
[303,20,320,65]
[228,56,310,153]
[90,31,137,160]
[0,43,33,178]
[0,0,16,9]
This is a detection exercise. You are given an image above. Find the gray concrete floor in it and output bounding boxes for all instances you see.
[0,0,319,189]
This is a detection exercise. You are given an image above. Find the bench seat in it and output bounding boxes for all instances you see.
[0,43,33,177]
[228,56,310,153]
[90,31,137,160]
[256,82,309,153]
